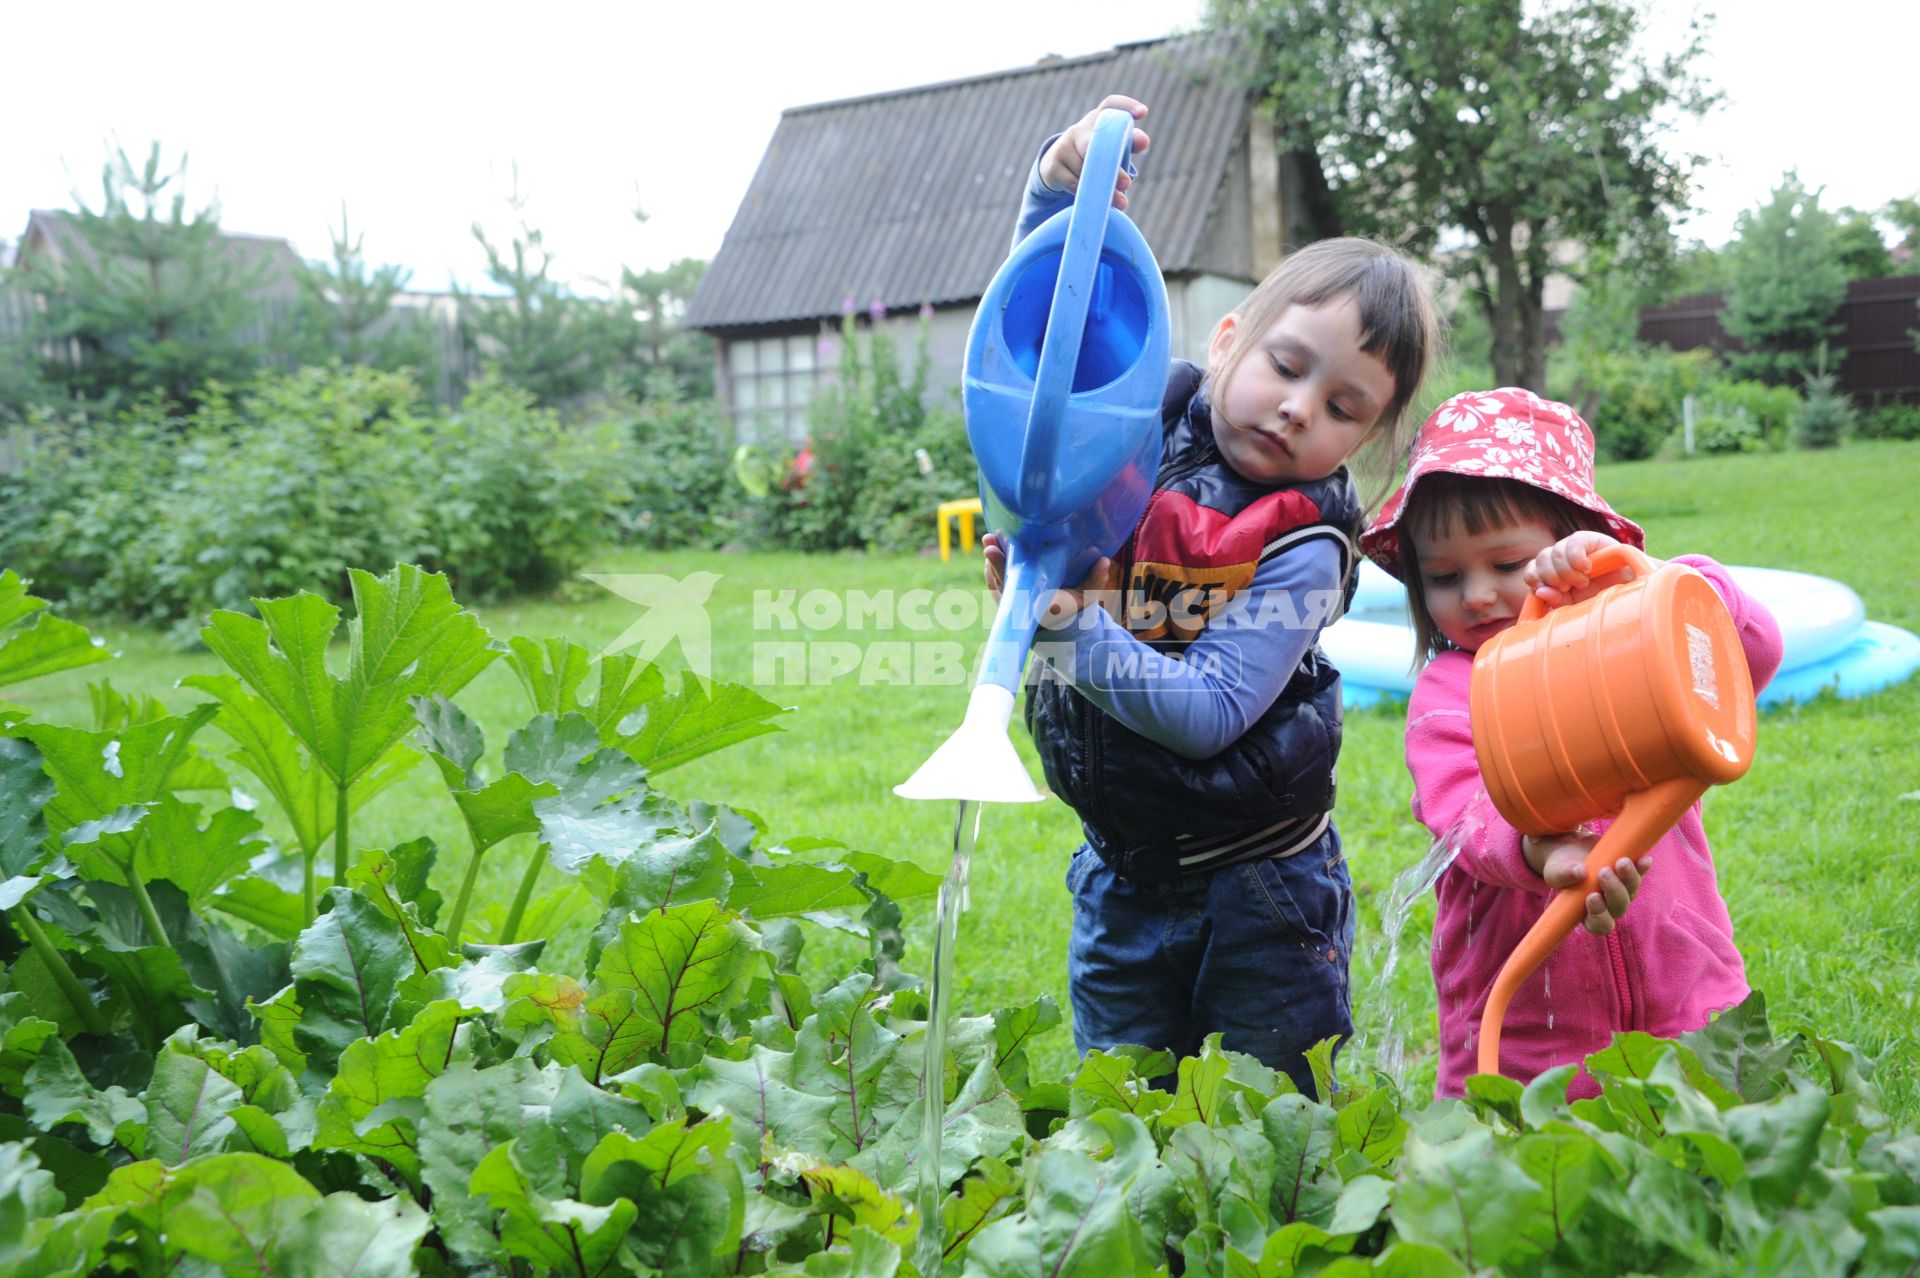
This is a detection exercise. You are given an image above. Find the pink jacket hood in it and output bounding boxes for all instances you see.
[1403,556,1784,1099]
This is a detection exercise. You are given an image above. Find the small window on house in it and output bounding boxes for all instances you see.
[727,327,825,446]
[732,341,757,377]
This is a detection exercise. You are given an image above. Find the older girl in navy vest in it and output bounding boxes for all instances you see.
[983,95,1439,1091]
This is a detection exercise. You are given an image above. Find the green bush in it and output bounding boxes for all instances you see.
[1691,402,1764,454]
[615,378,740,549]
[1551,344,1715,460]
[848,399,973,554]
[1695,378,1801,453]
[0,401,185,617]
[1857,398,1920,440]
[0,364,633,627]
[423,375,631,599]
[153,367,437,617]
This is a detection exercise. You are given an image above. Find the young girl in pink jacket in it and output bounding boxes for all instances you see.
[1360,388,1784,1099]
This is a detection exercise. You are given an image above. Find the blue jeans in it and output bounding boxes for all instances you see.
[1065,825,1356,1096]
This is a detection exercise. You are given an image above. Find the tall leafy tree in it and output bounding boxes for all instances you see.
[1880,194,1919,260]
[1832,207,1893,282]
[1721,173,1848,386]
[1207,0,1714,390]
[20,142,265,408]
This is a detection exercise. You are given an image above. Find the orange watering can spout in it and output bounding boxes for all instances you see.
[1474,774,1703,1078]
[1468,544,1758,1080]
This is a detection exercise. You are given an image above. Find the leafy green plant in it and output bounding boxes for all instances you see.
[1691,403,1764,455]
[615,379,741,549]
[1552,343,1714,460]
[1857,398,1920,441]
[197,564,495,913]
[0,570,111,715]
[1696,377,1801,453]
[5,562,1920,1276]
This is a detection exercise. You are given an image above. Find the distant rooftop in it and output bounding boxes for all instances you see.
[686,34,1251,331]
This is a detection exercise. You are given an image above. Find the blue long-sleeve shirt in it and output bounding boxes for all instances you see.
[1036,541,1345,759]
[1014,136,1347,761]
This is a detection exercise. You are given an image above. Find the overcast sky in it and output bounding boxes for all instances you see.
[4,1,1914,296]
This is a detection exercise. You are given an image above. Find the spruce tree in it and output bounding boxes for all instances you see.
[21,142,263,408]
[455,179,632,406]
[1722,173,1848,386]
[279,207,438,380]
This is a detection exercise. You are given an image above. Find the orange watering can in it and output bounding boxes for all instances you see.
[1469,544,1757,1078]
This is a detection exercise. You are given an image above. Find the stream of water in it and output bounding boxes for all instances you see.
[1363,830,1460,1090]
[914,798,980,1274]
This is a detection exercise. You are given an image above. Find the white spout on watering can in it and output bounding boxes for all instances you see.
[896,108,1171,804]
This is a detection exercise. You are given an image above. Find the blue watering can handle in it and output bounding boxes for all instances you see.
[1019,108,1134,492]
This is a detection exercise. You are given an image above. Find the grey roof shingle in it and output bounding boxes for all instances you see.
[686,34,1251,332]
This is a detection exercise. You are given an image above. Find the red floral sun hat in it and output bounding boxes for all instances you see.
[1361,387,1646,580]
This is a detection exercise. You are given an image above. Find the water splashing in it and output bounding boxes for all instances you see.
[1360,802,1495,1089]
[1366,828,1461,1089]
[915,798,981,1274]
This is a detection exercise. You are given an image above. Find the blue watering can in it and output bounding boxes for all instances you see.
[897,108,1171,803]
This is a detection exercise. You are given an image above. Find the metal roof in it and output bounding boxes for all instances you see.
[685,34,1252,332]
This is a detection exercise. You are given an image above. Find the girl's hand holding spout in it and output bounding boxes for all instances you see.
[1522,833,1651,937]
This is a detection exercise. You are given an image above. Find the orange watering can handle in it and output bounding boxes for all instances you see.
[1516,542,1658,623]
[1475,774,1705,1079]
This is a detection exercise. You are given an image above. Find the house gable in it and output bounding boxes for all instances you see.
[689,33,1341,446]
[686,34,1265,334]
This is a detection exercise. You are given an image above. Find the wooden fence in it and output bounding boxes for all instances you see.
[1637,273,1920,403]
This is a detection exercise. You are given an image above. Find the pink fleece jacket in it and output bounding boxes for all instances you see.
[1404,556,1784,1099]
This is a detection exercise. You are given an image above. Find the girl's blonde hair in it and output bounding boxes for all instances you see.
[1399,474,1614,662]
[1208,237,1440,506]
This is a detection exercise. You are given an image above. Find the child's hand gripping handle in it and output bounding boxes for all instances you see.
[1017,108,1134,509]
[1476,543,1702,1079]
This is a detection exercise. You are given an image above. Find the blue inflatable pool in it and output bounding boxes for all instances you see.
[1324,561,1920,710]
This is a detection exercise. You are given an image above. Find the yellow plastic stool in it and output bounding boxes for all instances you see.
[936,497,983,562]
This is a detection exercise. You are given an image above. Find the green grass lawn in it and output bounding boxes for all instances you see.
[13,440,1920,1118]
